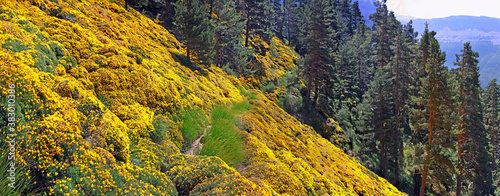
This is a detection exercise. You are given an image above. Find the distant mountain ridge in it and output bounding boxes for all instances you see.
[357,2,500,86]
[405,15,500,87]
[405,15,500,32]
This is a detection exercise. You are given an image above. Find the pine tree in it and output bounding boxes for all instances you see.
[242,0,275,48]
[348,23,373,96]
[455,42,493,196]
[271,0,285,40]
[483,79,499,175]
[302,0,337,110]
[368,0,397,178]
[370,0,395,70]
[350,1,364,31]
[358,66,393,175]
[388,22,416,188]
[286,0,309,56]
[483,79,500,195]
[411,33,457,196]
[418,23,431,75]
[212,0,252,72]
[173,0,215,62]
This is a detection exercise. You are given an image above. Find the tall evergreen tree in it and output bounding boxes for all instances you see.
[418,23,431,75]
[483,79,500,195]
[411,33,457,196]
[242,0,275,48]
[212,0,252,72]
[455,42,493,196]
[350,1,364,31]
[370,0,395,70]
[348,23,373,95]
[302,0,338,110]
[483,79,499,175]
[358,66,393,176]
[173,0,215,62]
[367,0,398,178]
[388,22,416,188]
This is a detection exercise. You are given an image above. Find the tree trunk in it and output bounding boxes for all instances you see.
[413,170,421,196]
[457,163,463,196]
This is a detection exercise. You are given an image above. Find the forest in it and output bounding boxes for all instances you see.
[128,0,500,195]
[0,0,498,195]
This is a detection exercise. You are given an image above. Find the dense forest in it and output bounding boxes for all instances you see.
[128,0,500,195]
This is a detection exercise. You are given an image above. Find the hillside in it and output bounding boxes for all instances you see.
[0,0,403,195]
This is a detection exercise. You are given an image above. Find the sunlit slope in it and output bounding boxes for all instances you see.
[0,0,403,195]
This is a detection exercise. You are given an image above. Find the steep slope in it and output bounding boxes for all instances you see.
[0,0,403,195]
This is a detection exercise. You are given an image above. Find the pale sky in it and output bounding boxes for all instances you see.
[385,0,500,19]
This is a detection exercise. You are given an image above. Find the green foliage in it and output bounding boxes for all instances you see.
[243,0,276,44]
[212,0,252,72]
[483,78,499,185]
[2,38,28,52]
[276,67,303,116]
[173,0,215,63]
[200,104,246,167]
[411,32,458,195]
[454,42,494,196]
[179,108,209,152]
[151,115,169,143]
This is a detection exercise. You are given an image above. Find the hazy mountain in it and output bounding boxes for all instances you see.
[358,2,500,87]
[406,16,500,87]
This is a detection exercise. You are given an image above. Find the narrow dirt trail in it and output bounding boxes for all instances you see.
[184,125,211,155]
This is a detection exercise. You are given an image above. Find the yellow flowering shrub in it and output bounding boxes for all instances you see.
[241,35,298,88]
[0,0,404,195]
[240,91,404,195]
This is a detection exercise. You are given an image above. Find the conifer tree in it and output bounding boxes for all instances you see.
[348,23,372,96]
[418,23,431,75]
[368,0,397,178]
[212,0,252,72]
[455,42,493,196]
[302,0,338,110]
[358,66,393,176]
[350,1,364,31]
[388,22,416,188]
[370,0,395,70]
[243,0,275,48]
[411,33,457,196]
[271,0,286,40]
[173,0,215,62]
[287,0,310,56]
[483,79,499,175]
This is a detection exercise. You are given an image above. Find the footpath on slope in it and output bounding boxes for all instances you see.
[184,125,211,155]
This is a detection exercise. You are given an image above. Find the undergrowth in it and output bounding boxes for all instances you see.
[179,108,208,152]
[200,89,255,167]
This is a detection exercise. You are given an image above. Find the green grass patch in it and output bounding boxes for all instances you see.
[200,103,247,167]
[180,108,209,152]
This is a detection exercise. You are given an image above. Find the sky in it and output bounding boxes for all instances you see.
[384,0,500,19]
